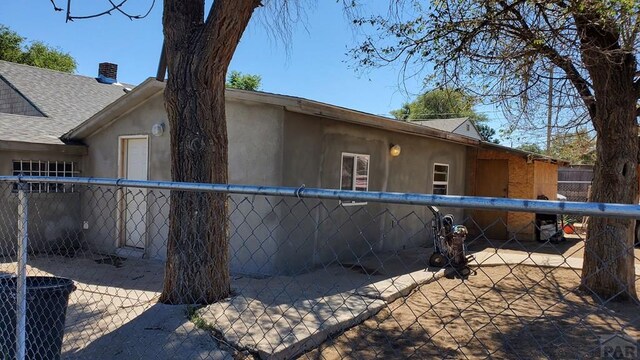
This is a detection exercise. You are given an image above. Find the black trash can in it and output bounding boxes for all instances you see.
[0,276,76,360]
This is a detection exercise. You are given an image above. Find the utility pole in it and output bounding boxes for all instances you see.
[546,67,553,154]
[156,41,167,82]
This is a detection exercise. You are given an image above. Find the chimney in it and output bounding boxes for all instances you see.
[97,62,118,84]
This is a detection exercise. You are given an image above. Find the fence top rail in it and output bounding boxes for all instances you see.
[1,176,640,219]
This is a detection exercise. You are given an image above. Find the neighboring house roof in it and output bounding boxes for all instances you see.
[0,60,132,145]
[413,118,468,133]
[412,118,483,140]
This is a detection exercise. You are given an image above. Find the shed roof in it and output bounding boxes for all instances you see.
[0,60,132,144]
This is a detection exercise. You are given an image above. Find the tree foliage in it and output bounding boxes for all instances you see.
[0,24,76,73]
[516,130,595,164]
[517,143,544,154]
[352,0,640,301]
[476,123,499,144]
[0,25,23,63]
[351,1,639,134]
[549,129,596,164]
[392,88,499,142]
[391,88,487,121]
[226,70,262,91]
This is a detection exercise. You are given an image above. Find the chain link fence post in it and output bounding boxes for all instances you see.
[16,179,28,360]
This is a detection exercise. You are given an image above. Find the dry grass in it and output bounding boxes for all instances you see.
[302,265,640,359]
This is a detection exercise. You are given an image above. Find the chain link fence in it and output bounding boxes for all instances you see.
[0,176,639,359]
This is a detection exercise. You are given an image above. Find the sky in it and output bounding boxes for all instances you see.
[0,1,512,142]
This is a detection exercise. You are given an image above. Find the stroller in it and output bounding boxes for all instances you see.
[427,206,472,277]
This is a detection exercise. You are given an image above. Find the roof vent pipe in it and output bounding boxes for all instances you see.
[97,62,118,84]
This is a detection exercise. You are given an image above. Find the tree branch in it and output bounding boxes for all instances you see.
[49,0,63,11]
[66,0,155,22]
[108,0,155,20]
[498,1,596,118]
[201,0,262,69]
[163,0,205,51]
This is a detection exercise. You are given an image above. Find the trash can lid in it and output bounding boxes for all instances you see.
[0,276,76,293]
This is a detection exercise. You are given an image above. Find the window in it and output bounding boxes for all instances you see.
[340,153,369,205]
[12,160,79,193]
[432,163,449,195]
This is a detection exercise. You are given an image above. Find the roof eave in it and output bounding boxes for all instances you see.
[479,141,570,165]
[0,140,87,155]
[63,81,482,147]
[226,90,480,145]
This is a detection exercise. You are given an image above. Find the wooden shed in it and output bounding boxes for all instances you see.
[465,144,567,241]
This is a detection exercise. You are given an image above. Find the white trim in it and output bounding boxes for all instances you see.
[116,135,150,251]
[432,162,449,195]
[340,152,370,206]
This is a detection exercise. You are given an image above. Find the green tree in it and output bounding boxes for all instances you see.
[392,88,499,143]
[0,25,23,63]
[392,88,486,121]
[476,123,499,144]
[517,143,544,154]
[549,129,596,165]
[226,70,261,91]
[21,41,76,73]
[0,24,76,73]
[353,0,639,300]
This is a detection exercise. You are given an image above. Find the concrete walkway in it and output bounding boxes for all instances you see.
[198,247,640,360]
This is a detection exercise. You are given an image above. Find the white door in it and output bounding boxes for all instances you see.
[122,137,148,249]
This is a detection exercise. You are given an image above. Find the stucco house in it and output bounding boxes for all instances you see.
[0,62,563,276]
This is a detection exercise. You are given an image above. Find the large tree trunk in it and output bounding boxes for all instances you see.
[159,0,260,304]
[583,98,639,302]
[578,15,638,302]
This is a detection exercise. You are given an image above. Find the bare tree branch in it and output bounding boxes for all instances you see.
[63,0,156,22]
[498,1,596,118]
[202,0,262,68]
[49,0,63,12]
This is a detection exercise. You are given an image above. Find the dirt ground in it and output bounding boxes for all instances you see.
[467,234,640,264]
[302,265,640,359]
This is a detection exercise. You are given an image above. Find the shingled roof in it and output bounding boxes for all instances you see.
[0,60,132,144]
